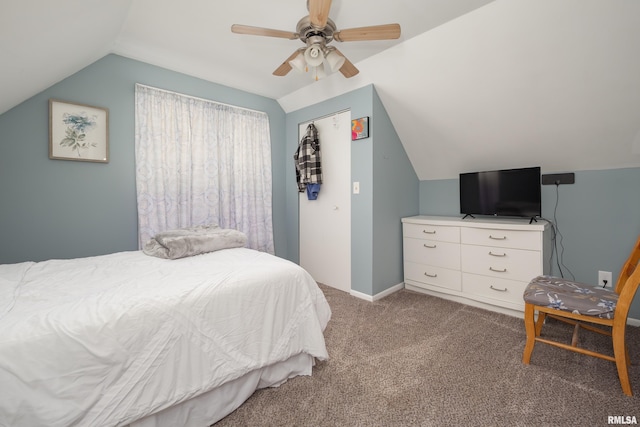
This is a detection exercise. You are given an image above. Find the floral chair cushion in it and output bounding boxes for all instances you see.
[523,275,618,319]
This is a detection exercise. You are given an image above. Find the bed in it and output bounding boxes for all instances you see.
[0,247,331,427]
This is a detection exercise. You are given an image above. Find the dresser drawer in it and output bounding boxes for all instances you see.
[402,215,549,314]
[403,223,460,243]
[462,273,527,307]
[403,238,460,270]
[405,261,462,291]
[461,227,541,250]
[461,244,541,282]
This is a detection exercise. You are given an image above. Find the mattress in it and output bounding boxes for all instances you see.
[0,248,331,427]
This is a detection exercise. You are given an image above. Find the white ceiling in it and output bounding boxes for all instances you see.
[0,0,492,115]
[2,0,640,180]
[281,0,640,179]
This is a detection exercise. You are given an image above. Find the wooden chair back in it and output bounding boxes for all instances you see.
[614,235,640,295]
[613,235,640,323]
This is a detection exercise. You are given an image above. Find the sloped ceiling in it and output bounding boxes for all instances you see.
[0,0,132,116]
[281,0,640,179]
[0,0,492,115]
[2,0,639,180]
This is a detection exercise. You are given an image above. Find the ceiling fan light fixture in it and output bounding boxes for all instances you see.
[289,52,307,73]
[234,0,395,80]
[325,49,345,72]
[304,44,324,67]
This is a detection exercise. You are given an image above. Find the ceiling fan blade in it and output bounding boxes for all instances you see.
[308,0,332,29]
[333,49,359,78]
[273,50,303,76]
[231,24,298,40]
[333,23,401,42]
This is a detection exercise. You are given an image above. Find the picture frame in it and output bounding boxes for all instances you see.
[351,116,369,141]
[49,99,109,163]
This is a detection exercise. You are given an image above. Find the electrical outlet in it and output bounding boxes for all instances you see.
[598,270,613,288]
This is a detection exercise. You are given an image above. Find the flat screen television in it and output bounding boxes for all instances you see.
[459,166,541,219]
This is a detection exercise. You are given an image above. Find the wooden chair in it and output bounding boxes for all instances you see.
[522,235,640,396]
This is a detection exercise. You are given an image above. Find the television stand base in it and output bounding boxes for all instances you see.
[462,214,475,220]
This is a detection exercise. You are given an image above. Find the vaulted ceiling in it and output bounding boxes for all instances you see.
[0,0,492,114]
[2,0,639,180]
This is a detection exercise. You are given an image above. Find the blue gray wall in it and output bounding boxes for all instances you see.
[371,89,419,294]
[419,168,640,319]
[286,86,374,295]
[284,88,370,269]
[2,53,637,315]
[285,85,418,296]
[0,55,417,299]
[0,54,287,263]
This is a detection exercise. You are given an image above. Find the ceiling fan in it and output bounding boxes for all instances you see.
[231,0,401,80]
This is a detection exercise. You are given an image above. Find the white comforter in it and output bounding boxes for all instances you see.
[0,248,331,427]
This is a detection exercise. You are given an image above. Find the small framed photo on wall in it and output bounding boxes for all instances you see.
[351,116,369,141]
[49,99,109,163]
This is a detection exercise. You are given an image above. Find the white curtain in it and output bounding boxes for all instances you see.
[134,84,274,253]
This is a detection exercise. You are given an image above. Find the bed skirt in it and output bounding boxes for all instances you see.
[127,352,314,427]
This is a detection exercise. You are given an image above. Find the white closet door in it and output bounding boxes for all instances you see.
[299,111,351,292]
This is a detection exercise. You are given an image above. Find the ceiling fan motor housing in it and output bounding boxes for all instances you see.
[296,16,336,45]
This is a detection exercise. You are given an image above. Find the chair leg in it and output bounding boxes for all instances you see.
[571,323,580,347]
[523,303,536,364]
[612,324,633,396]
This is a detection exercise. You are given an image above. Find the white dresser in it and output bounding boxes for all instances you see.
[402,215,551,316]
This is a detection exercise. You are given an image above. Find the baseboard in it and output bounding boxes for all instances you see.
[348,284,640,326]
[350,282,404,302]
[403,283,640,326]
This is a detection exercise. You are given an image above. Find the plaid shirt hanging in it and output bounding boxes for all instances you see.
[294,123,323,196]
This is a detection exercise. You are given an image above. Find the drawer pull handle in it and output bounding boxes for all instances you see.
[490,285,508,292]
[424,272,438,278]
[422,229,436,234]
[423,244,437,249]
[489,251,506,257]
[489,267,507,273]
[489,235,507,240]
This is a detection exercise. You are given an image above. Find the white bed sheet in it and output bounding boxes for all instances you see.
[0,248,331,427]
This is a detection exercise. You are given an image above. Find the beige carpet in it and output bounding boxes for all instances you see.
[215,284,640,426]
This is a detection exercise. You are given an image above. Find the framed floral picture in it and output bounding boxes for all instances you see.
[49,99,109,162]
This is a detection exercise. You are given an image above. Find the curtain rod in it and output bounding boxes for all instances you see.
[135,83,266,115]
